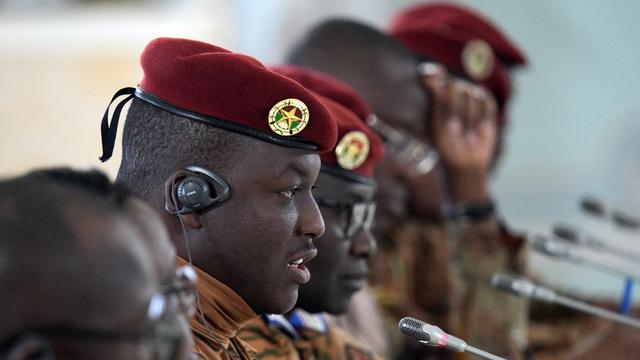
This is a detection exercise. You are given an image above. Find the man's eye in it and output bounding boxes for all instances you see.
[279,187,300,199]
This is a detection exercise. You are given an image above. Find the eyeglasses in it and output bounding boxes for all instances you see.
[155,265,198,320]
[146,265,198,360]
[366,114,439,176]
[0,265,198,360]
[315,198,376,239]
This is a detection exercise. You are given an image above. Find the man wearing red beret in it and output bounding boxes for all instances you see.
[387,3,528,358]
[238,66,385,360]
[287,3,528,358]
[100,37,338,359]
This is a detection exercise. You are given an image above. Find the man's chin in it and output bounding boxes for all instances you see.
[325,300,351,316]
[263,288,298,315]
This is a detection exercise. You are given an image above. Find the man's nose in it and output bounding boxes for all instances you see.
[299,196,325,238]
[350,228,377,257]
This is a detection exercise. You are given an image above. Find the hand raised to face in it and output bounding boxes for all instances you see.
[419,63,498,203]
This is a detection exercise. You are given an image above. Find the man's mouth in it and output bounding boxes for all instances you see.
[287,258,304,266]
[339,271,368,292]
[285,248,317,285]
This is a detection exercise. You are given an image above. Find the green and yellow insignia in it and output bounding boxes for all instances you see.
[335,131,370,170]
[268,98,309,136]
[461,39,495,81]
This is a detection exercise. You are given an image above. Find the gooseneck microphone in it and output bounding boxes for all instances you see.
[398,317,506,360]
[580,196,640,230]
[529,234,640,281]
[553,223,640,264]
[492,273,640,330]
[578,196,640,314]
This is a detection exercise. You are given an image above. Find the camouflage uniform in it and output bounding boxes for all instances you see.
[176,257,258,360]
[362,217,528,359]
[239,309,383,360]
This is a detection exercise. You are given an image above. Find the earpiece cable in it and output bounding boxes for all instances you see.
[171,180,217,342]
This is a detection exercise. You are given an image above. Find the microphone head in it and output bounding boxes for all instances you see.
[553,223,580,243]
[399,317,429,342]
[612,210,640,230]
[580,196,606,218]
[553,223,606,249]
[530,234,572,259]
[398,317,467,352]
[492,272,557,303]
[491,273,535,298]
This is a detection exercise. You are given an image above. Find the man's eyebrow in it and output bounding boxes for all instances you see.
[275,160,313,180]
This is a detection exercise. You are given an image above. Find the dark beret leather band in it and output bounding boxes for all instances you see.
[320,164,374,185]
[135,88,319,151]
[98,87,321,163]
[444,198,496,222]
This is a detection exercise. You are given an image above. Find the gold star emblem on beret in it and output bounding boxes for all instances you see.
[268,98,309,136]
[335,131,370,170]
[461,39,495,81]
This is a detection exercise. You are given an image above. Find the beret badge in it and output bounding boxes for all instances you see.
[335,131,370,170]
[268,98,310,136]
[461,39,495,81]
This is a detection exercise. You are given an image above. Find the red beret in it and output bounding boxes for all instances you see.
[388,2,527,125]
[271,65,384,182]
[99,38,337,161]
[270,65,372,121]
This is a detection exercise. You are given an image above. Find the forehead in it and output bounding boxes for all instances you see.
[355,57,429,137]
[235,140,321,182]
[377,81,428,136]
[314,172,375,202]
[62,210,158,324]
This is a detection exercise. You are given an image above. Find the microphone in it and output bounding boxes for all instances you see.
[612,210,640,230]
[398,317,506,360]
[491,273,556,303]
[580,196,607,218]
[553,223,640,264]
[553,223,604,249]
[580,196,640,230]
[529,234,640,280]
[492,273,640,330]
[578,196,640,314]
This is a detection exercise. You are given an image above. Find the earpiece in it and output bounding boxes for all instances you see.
[165,165,230,215]
[176,176,213,210]
[163,166,224,342]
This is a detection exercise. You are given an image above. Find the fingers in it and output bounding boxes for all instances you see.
[482,89,498,124]
[452,81,497,137]
[419,62,448,136]
[456,80,477,130]
[419,62,498,163]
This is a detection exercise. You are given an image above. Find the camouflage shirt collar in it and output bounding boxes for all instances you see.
[263,309,328,339]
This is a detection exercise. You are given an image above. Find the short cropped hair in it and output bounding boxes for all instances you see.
[25,167,132,207]
[116,98,251,207]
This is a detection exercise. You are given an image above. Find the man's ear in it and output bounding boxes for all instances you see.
[179,212,203,229]
[4,334,55,360]
[164,170,203,229]
[164,171,184,214]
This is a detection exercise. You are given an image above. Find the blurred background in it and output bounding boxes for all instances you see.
[1,0,640,301]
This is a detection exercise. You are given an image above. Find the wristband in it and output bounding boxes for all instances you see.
[444,198,495,222]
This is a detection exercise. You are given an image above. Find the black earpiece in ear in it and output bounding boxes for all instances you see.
[165,165,231,215]
[176,176,214,210]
